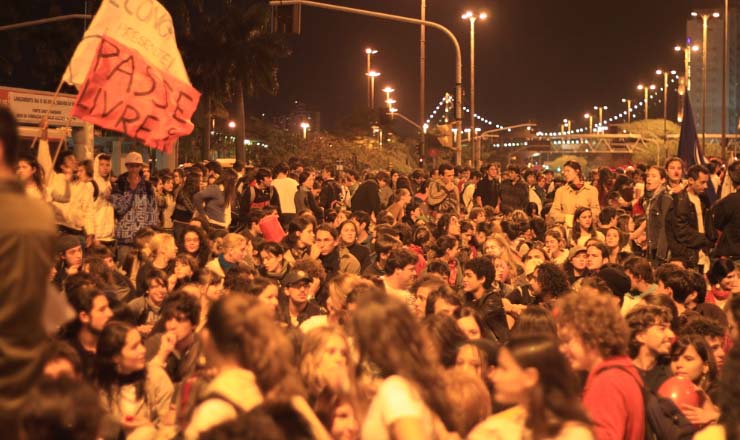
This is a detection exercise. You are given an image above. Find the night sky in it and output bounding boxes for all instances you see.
[259,0,723,132]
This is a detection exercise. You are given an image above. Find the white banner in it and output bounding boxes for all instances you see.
[63,0,191,88]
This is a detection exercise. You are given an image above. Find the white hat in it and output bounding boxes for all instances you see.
[125,151,144,165]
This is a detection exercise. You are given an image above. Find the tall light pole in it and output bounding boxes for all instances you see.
[365,48,378,109]
[655,69,676,160]
[584,113,593,133]
[366,70,381,109]
[691,10,720,147]
[420,0,426,163]
[674,41,700,92]
[462,10,487,169]
[621,98,632,123]
[637,84,656,119]
[594,105,608,131]
[722,0,729,161]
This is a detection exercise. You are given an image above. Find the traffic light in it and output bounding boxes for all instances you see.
[271,5,301,34]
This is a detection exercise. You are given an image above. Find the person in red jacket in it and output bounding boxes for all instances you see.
[556,291,645,440]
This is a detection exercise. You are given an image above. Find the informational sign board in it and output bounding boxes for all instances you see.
[0,86,84,127]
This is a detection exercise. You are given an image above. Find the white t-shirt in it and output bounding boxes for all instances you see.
[361,375,436,440]
[272,177,299,214]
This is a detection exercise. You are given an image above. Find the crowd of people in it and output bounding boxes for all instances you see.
[2,103,740,440]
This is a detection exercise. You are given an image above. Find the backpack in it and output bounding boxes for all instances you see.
[598,366,699,440]
[248,185,274,210]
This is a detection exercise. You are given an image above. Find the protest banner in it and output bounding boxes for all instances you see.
[72,36,200,153]
[63,0,190,87]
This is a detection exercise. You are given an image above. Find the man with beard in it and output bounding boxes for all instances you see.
[278,270,325,328]
[58,281,114,379]
[626,305,675,392]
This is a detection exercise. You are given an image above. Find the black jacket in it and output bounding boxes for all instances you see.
[666,189,715,267]
[499,179,529,214]
[351,180,381,217]
[466,289,509,343]
[712,191,740,258]
[473,175,500,208]
[645,188,673,263]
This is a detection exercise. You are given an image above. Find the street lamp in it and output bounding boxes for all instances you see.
[462,10,487,168]
[691,10,720,147]
[674,42,700,92]
[637,84,656,119]
[365,48,378,108]
[228,120,236,129]
[621,98,632,123]
[584,113,593,133]
[366,70,381,109]
[594,106,608,129]
[655,69,677,149]
[300,121,310,139]
[561,118,571,135]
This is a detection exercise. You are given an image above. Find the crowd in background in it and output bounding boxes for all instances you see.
[3,103,740,440]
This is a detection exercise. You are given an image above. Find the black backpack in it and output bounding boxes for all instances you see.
[598,366,699,440]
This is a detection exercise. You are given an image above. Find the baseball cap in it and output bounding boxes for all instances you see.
[283,270,312,286]
[568,246,587,261]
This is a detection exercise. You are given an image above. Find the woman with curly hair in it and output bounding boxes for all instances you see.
[556,291,644,440]
[468,335,593,439]
[177,225,211,269]
[352,287,454,439]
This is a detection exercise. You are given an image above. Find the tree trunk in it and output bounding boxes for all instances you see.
[236,81,247,164]
[201,94,212,161]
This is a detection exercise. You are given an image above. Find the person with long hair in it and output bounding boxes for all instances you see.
[193,168,238,231]
[694,345,740,439]
[337,220,370,270]
[571,207,604,247]
[16,154,46,200]
[281,216,320,265]
[177,225,211,269]
[299,326,358,408]
[237,275,280,319]
[185,294,305,439]
[469,335,593,439]
[295,171,323,221]
[352,287,454,439]
[605,226,630,263]
[94,321,175,439]
[669,334,720,425]
[172,170,203,239]
[544,228,569,265]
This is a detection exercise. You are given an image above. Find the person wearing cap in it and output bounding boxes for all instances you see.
[548,161,600,226]
[52,235,84,290]
[0,106,58,436]
[111,151,159,263]
[563,245,589,285]
[278,270,325,328]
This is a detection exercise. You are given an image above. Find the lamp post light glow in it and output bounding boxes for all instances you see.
[621,98,632,123]
[300,122,310,139]
[462,9,487,168]
[637,84,656,119]
[365,48,378,108]
[584,113,593,133]
[366,70,381,109]
[228,120,236,129]
[594,106,608,128]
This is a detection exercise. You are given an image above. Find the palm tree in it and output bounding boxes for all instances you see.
[165,0,289,162]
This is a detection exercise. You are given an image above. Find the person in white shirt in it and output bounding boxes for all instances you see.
[271,162,299,224]
[92,153,115,246]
